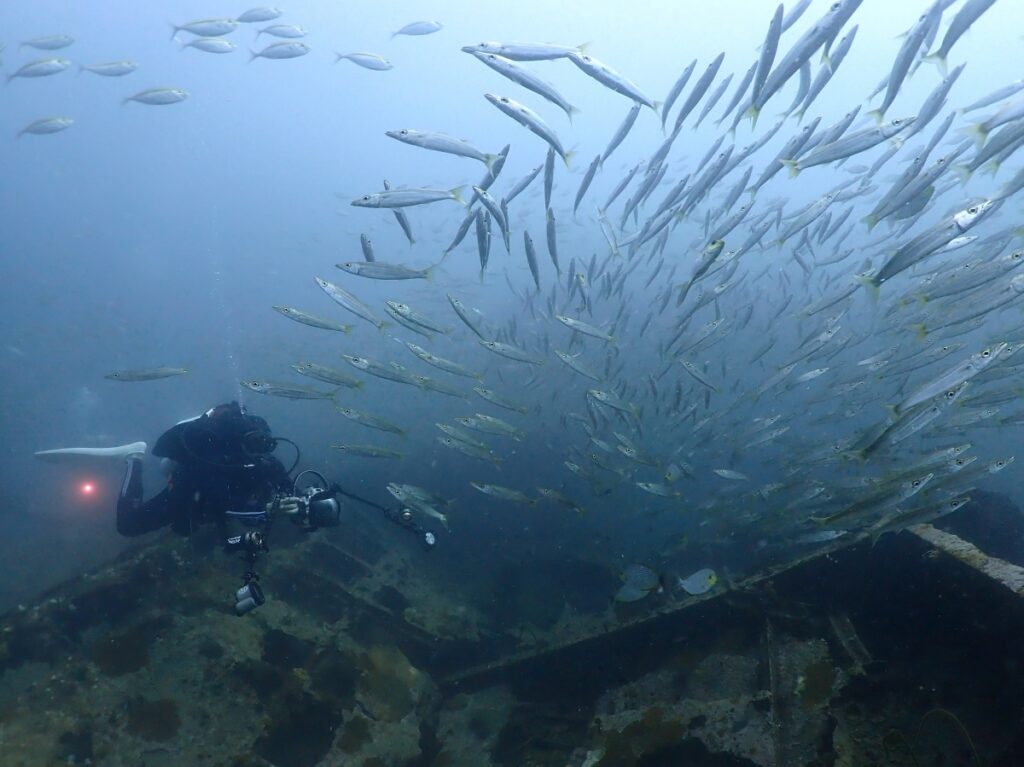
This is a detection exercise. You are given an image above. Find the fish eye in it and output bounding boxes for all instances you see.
[362,195,371,200]
[982,349,991,357]
[968,206,978,214]
[912,480,921,488]
[941,346,950,351]
[400,129,408,135]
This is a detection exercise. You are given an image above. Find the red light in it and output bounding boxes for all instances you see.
[81,482,95,495]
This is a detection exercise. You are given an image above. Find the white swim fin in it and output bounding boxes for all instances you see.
[34,442,147,463]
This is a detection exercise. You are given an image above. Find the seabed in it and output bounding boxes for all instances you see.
[2,491,1024,766]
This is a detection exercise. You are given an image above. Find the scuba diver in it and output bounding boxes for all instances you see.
[114,400,435,614]
[116,401,329,546]
[116,401,343,613]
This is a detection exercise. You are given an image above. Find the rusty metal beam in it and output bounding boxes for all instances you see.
[911,523,1024,596]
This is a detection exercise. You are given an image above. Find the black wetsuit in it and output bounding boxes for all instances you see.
[117,403,291,547]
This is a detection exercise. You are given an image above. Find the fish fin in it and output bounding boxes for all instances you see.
[450,185,467,205]
[909,322,928,341]
[566,104,581,124]
[923,51,948,77]
[575,42,591,54]
[913,293,928,306]
[866,108,884,124]
[483,152,499,175]
[743,104,760,130]
[248,49,259,62]
[652,99,664,117]
[981,160,1001,177]
[883,403,900,421]
[862,213,879,230]
[334,52,345,63]
[780,159,800,178]
[961,122,988,150]
[840,449,867,464]
[952,164,973,184]
[168,23,180,40]
[854,272,880,302]
[562,149,576,170]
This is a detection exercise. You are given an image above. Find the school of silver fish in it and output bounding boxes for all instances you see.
[21,1,1024,586]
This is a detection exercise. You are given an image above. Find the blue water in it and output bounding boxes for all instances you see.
[2,0,1023,617]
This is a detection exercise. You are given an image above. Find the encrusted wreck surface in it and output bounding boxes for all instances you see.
[3,493,1024,765]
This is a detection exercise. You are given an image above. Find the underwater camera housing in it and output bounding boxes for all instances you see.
[291,484,342,531]
[288,470,342,531]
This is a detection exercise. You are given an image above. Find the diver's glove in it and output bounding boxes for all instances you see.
[266,495,304,518]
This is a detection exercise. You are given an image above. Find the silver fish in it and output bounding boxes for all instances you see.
[392,21,443,38]
[256,24,307,38]
[485,93,570,163]
[462,41,585,61]
[8,58,70,81]
[123,87,188,105]
[523,231,541,291]
[556,315,615,343]
[273,306,353,333]
[473,387,528,414]
[80,60,138,77]
[603,102,642,164]
[448,294,487,339]
[236,8,284,23]
[17,117,73,137]
[479,340,544,365]
[20,35,74,50]
[249,42,311,60]
[466,51,578,120]
[573,155,602,215]
[555,351,602,382]
[331,444,404,459]
[314,276,386,329]
[567,51,656,110]
[335,52,392,70]
[335,406,406,436]
[182,38,236,54]
[925,0,997,72]
[897,344,1007,414]
[172,18,238,37]
[292,362,362,389]
[382,179,415,244]
[341,354,420,386]
[439,437,500,467]
[351,186,464,208]
[386,128,499,173]
[106,367,188,382]
[241,380,331,399]
[336,260,437,280]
